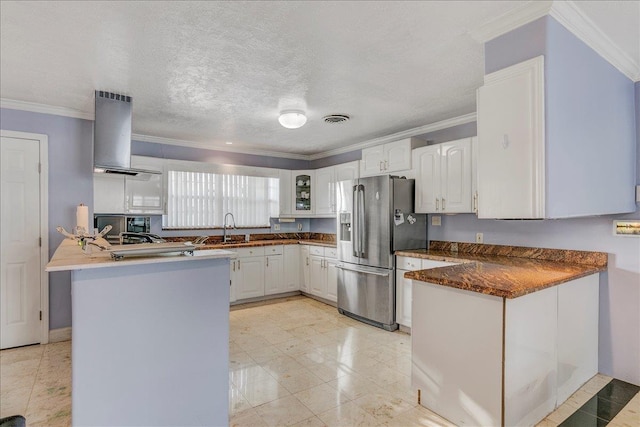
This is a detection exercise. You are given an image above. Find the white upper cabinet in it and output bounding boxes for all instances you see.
[291,170,315,215]
[360,138,413,177]
[477,56,545,219]
[94,174,126,214]
[315,161,359,217]
[279,169,293,217]
[414,137,475,214]
[126,156,166,214]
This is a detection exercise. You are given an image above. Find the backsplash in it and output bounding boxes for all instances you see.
[163,232,335,244]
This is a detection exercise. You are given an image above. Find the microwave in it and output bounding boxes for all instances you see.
[94,215,151,243]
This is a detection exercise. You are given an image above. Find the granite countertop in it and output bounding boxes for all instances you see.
[398,241,607,299]
[167,232,337,249]
[196,239,336,250]
[46,239,236,272]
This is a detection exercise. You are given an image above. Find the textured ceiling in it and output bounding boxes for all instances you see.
[1,1,637,156]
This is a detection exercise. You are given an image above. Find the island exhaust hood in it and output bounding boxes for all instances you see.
[93,91,160,176]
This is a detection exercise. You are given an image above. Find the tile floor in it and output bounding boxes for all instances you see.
[1,295,638,426]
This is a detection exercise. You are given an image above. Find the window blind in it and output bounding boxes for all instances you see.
[165,170,279,228]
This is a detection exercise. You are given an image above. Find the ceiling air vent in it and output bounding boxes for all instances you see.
[323,114,350,124]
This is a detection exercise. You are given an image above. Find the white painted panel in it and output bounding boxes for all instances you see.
[309,255,326,297]
[412,282,502,427]
[309,245,325,256]
[72,259,229,426]
[300,245,310,292]
[557,274,599,403]
[504,286,557,427]
[279,169,292,216]
[325,247,337,259]
[335,161,359,182]
[397,256,422,271]
[315,166,335,215]
[395,269,411,327]
[326,258,338,302]
[1,136,41,349]
[94,173,126,214]
[235,246,265,258]
[421,259,458,269]
[265,245,284,255]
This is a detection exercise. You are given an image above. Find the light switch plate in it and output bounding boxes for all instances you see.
[273,224,280,231]
[431,215,441,226]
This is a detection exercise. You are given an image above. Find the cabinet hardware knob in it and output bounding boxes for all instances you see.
[442,198,446,211]
[238,260,240,270]
[384,160,388,170]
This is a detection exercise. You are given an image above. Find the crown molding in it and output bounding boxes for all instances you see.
[2,96,478,162]
[469,1,553,44]
[1,98,94,120]
[132,134,310,161]
[308,112,477,160]
[469,1,640,82]
[549,1,640,82]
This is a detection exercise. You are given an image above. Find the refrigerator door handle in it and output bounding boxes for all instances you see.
[352,185,360,257]
[336,263,390,277]
[358,185,366,258]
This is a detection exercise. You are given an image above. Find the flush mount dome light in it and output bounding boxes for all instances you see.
[278,110,307,129]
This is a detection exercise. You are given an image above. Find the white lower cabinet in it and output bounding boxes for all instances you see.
[307,246,338,302]
[412,274,599,427]
[234,247,265,300]
[264,246,285,296]
[395,257,459,328]
[300,245,310,292]
[283,245,300,292]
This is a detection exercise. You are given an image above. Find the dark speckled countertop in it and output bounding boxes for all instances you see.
[167,233,337,249]
[398,241,607,299]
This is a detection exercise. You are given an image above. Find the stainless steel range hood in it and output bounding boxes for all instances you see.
[93,91,160,176]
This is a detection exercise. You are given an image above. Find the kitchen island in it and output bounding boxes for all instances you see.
[46,239,236,427]
[402,242,607,427]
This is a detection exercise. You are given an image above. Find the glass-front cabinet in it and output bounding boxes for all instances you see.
[291,170,314,215]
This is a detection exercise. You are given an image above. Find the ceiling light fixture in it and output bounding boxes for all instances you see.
[225,141,233,145]
[278,110,307,129]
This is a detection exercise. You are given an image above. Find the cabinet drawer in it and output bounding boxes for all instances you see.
[421,260,458,269]
[309,246,325,256]
[325,247,337,259]
[235,247,265,258]
[265,245,284,255]
[397,256,422,270]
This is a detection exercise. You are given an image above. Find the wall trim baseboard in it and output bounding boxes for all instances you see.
[49,327,72,343]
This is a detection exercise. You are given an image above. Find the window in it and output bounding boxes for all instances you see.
[165,170,279,228]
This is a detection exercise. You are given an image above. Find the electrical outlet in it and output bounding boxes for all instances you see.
[297,223,303,231]
[273,224,280,231]
[476,233,484,243]
[431,215,441,226]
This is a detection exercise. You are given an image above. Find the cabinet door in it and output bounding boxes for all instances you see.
[292,170,314,215]
[315,167,335,215]
[441,138,472,213]
[94,174,126,214]
[264,255,284,295]
[334,161,359,182]
[384,139,412,172]
[279,170,293,216]
[283,245,300,292]
[395,269,411,328]
[309,255,326,297]
[236,256,264,299]
[126,156,165,214]
[325,258,338,302]
[300,246,310,292]
[229,260,238,303]
[413,145,440,213]
[360,145,386,177]
[477,56,545,219]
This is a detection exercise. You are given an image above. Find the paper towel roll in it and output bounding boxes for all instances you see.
[76,204,89,234]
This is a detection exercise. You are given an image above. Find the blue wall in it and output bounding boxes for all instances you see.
[436,17,640,384]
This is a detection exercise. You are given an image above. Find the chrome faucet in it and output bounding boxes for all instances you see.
[223,212,237,244]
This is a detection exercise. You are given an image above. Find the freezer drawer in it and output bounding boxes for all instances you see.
[336,263,397,331]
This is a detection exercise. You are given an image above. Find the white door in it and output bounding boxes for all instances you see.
[325,258,338,302]
[315,167,335,215]
[264,255,284,295]
[413,145,440,213]
[309,255,326,297]
[236,256,264,299]
[1,136,42,349]
[441,139,472,213]
[384,139,412,172]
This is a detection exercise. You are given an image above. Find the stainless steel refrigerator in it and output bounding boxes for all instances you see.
[336,175,427,331]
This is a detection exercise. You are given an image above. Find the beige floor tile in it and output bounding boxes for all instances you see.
[276,367,325,394]
[317,401,380,427]
[294,383,352,414]
[609,392,640,427]
[351,391,415,424]
[260,354,306,377]
[231,364,276,389]
[230,408,269,427]
[254,395,315,427]
[386,404,457,427]
[229,386,253,416]
[249,345,285,364]
[327,373,386,401]
[291,415,328,427]
[307,361,355,382]
[535,418,559,427]
[239,376,291,407]
[229,350,257,371]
